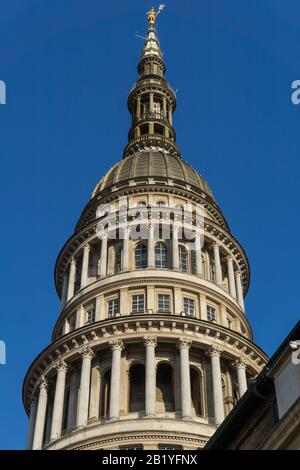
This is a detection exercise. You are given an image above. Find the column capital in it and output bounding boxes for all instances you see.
[143,336,157,348]
[232,356,248,369]
[177,338,192,350]
[37,376,48,390]
[80,346,94,360]
[109,339,124,352]
[235,270,242,278]
[83,242,90,251]
[226,254,233,262]
[213,241,220,249]
[70,256,76,266]
[54,359,68,373]
[206,345,223,358]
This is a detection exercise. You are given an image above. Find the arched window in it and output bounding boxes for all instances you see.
[155,201,166,207]
[156,363,175,412]
[190,368,203,416]
[135,243,147,269]
[179,245,188,272]
[129,364,145,412]
[155,242,168,268]
[100,369,111,418]
[137,201,146,207]
[115,248,122,273]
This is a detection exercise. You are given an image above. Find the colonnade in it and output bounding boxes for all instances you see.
[26,340,248,450]
[61,228,245,311]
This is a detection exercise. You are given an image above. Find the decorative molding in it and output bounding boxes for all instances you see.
[143,336,157,348]
[71,432,208,450]
[109,339,124,352]
[177,338,192,350]
[232,356,248,369]
[23,318,267,413]
[80,346,94,360]
[206,345,223,358]
[37,376,48,390]
[54,359,68,373]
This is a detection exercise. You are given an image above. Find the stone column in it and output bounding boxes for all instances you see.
[122,226,129,271]
[207,346,224,426]
[50,360,68,440]
[109,339,124,420]
[235,271,245,311]
[233,357,248,397]
[136,95,141,118]
[100,235,108,278]
[147,224,155,268]
[195,233,203,277]
[163,96,167,118]
[227,256,237,299]
[89,365,101,421]
[32,377,48,450]
[67,257,76,301]
[76,347,94,428]
[149,92,154,113]
[144,337,157,417]
[26,398,38,450]
[172,225,179,270]
[67,369,78,430]
[168,106,173,126]
[61,273,68,308]
[177,338,192,420]
[213,243,223,286]
[80,243,90,289]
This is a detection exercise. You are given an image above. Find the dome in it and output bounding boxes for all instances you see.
[92,151,214,200]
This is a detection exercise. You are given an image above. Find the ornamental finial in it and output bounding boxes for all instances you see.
[147,4,165,26]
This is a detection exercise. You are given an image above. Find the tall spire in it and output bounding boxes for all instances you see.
[124,7,180,159]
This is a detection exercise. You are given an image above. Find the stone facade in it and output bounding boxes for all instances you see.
[23,12,267,451]
[205,321,300,450]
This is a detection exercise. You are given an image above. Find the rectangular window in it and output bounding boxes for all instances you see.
[183,297,195,316]
[227,317,233,329]
[131,294,144,314]
[107,299,119,318]
[207,305,216,322]
[86,308,95,324]
[158,294,171,312]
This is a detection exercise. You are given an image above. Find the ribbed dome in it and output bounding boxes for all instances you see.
[92,152,214,200]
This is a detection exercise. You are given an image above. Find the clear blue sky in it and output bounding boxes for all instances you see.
[0,0,299,449]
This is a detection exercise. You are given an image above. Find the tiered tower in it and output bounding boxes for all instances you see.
[23,10,267,451]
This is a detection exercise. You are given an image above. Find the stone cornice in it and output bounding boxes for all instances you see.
[23,315,268,414]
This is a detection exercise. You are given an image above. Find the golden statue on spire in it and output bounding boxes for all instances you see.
[147,4,165,26]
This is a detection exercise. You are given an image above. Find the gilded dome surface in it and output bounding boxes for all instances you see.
[92,151,214,199]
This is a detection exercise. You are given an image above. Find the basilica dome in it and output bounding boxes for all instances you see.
[92,151,214,200]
